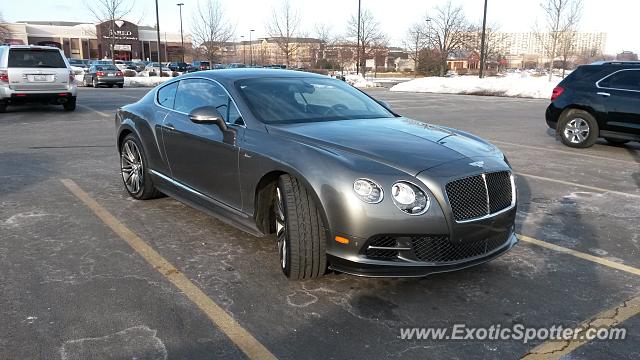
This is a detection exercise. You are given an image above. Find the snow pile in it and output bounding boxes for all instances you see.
[390,73,561,99]
[124,76,173,87]
[345,74,377,88]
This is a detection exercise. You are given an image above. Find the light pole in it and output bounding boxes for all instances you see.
[249,29,255,66]
[154,0,163,76]
[356,0,361,75]
[241,35,246,64]
[479,0,488,78]
[177,3,185,63]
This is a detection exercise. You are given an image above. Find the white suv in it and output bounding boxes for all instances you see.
[0,45,77,112]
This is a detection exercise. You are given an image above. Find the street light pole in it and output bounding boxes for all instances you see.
[249,29,255,66]
[241,35,245,64]
[177,3,185,63]
[479,0,488,78]
[356,0,361,76]
[154,0,163,77]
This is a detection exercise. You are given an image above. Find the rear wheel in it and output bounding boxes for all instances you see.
[0,102,6,113]
[558,109,599,148]
[83,77,91,87]
[120,134,161,200]
[63,99,76,111]
[117,83,124,88]
[92,78,98,88]
[275,174,327,280]
[604,137,629,145]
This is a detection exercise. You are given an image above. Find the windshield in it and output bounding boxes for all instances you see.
[8,49,67,68]
[236,77,394,124]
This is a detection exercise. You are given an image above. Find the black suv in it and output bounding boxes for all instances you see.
[546,61,640,148]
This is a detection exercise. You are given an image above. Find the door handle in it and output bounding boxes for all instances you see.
[164,123,175,130]
[597,92,610,97]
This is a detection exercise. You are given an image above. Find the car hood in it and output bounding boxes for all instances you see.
[266,117,502,176]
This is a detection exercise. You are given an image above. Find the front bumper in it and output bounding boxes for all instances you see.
[329,232,518,277]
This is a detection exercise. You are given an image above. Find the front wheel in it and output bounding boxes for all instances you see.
[558,109,599,148]
[120,134,161,200]
[275,175,327,280]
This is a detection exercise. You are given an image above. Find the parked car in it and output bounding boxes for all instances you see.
[115,69,517,279]
[227,63,246,69]
[546,61,640,148]
[89,60,114,66]
[0,45,77,112]
[83,64,124,88]
[167,62,188,72]
[189,60,211,71]
[144,62,171,75]
[68,58,88,69]
[129,62,146,72]
[114,60,129,71]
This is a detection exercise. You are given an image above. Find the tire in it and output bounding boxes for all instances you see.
[83,77,91,87]
[108,84,114,88]
[117,83,124,88]
[558,109,599,148]
[275,174,327,280]
[604,137,629,145]
[120,134,161,200]
[92,78,98,88]
[63,99,76,111]
[0,102,6,113]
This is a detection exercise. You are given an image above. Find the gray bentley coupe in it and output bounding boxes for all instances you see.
[115,69,517,279]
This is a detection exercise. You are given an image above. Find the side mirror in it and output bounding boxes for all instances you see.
[189,106,227,131]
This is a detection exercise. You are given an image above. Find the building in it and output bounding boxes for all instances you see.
[2,20,191,62]
[495,32,607,62]
[216,37,324,68]
[616,51,638,61]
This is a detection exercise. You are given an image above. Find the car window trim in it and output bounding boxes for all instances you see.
[154,76,246,127]
[595,68,640,93]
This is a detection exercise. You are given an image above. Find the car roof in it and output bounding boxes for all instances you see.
[1,44,62,51]
[590,60,640,67]
[189,68,327,81]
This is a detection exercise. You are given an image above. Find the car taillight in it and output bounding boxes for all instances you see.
[200,65,205,70]
[116,71,123,76]
[551,86,564,101]
[0,70,8,83]
[96,71,105,76]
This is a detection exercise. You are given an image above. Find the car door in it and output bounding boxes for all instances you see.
[162,78,243,209]
[597,69,640,135]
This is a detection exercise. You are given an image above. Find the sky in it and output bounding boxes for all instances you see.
[3,0,638,54]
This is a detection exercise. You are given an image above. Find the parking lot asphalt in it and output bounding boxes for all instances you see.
[1,87,638,359]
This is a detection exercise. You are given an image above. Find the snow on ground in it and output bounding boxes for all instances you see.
[345,74,377,88]
[124,76,173,87]
[390,73,562,99]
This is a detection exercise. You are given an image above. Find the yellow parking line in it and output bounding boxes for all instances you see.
[521,294,640,359]
[518,234,640,277]
[491,139,638,165]
[60,179,277,360]
[516,172,640,199]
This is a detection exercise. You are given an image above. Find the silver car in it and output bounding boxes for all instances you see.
[0,45,77,112]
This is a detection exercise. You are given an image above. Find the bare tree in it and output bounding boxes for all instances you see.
[191,0,235,65]
[0,12,10,43]
[534,0,583,81]
[424,1,470,76]
[403,23,427,77]
[86,0,136,63]
[557,30,577,77]
[267,0,301,68]
[465,23,506,71]
[346,9,387,77]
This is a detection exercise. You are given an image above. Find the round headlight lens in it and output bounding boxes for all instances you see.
[353,179,383,203]
[391,182,430,215]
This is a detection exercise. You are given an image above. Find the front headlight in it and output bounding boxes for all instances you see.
[391,182,430,215]
[353,179,383,203]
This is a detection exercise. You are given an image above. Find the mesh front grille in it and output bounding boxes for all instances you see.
[411,235,507,263]
[445,171,513,222]
[486,171,513,213]
[365,235,398,260]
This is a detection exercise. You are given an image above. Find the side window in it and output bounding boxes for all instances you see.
[600,70,640,91]
[174,78,229,116]
[157,81,178,109]
[227,99,243,125]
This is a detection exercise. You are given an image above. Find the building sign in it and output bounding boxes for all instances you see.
[95,20,141,60]
[114,44,132,51]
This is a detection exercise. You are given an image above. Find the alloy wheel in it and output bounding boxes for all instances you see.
[275,187,288,270]
[93,78,98,88]
[563,118,590,144]
[121,140,144,194]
